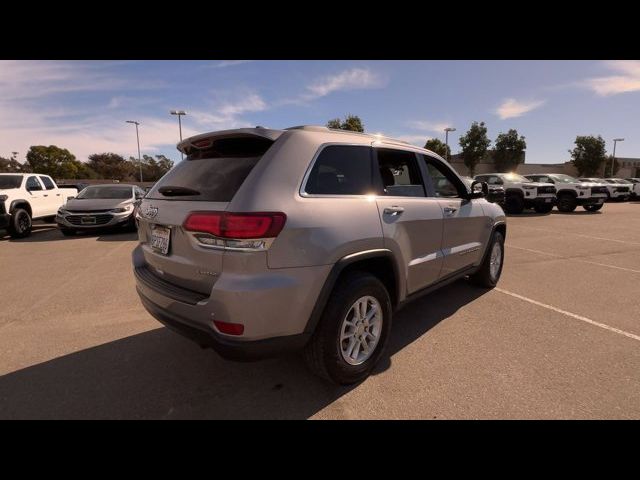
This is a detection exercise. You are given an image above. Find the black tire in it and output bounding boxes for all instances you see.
[556,194,577,212]
[7,208,32,238]
[584,204,603,212]
[504,194,524,214]
[470,231,505,288]
[534,204,553,214]
[304,272,393,385]
[60,228,76,236]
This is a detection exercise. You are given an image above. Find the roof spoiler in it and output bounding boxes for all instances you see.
[177,127,284,154]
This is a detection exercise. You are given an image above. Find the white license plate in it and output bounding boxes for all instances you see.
[150,225,171,255]
[81,216,96,224]
[545,198,552,203]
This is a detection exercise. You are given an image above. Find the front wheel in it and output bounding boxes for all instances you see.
[504,195,524,214]
[304,272,393,385]
[584,204,603,212]
[8,208,32,238]
[557,194,577,212]
[470,230,505,288]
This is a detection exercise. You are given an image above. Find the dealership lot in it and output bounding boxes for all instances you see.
[1,202,639,419]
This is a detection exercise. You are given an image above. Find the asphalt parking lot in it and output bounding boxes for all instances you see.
[1,202,639,419]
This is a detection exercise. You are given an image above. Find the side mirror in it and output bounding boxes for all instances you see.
[469,180,488,199]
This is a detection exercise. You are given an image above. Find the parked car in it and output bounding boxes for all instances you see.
[578,178,631,201]
[0,173,78,238]
[462,176,504,205]
[625,178,640,199]
[132,125,506,384]
[524,173,608,212]
[56,184,145,235]
[473,172,556,214]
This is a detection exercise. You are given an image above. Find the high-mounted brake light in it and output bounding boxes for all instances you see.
[183,211,286,239]
[192,139,213,149]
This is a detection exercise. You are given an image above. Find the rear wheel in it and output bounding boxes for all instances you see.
[584,204,603,212]
[8,208,32,238]
[304,272,393,385]
[504,194,524,214]
[557,194,577,212]
[470,231,505,288]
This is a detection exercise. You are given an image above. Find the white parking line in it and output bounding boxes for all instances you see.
[495,288,640,342]
[507,244,640,274]
[516,225,640,246]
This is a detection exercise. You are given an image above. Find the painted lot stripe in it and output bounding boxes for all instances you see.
[507,244,640,274]
[495,288,640,343]
[516,225,640,247]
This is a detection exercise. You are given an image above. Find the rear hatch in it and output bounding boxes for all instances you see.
[137,133,278,295]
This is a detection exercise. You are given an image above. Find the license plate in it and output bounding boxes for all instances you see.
[545,198,552,203]
[150,225,171,255]
[81,216,96,224]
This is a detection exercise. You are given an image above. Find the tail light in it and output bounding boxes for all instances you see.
[183,211,286,250]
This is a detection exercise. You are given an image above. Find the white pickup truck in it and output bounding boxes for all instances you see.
[0,173,78,238]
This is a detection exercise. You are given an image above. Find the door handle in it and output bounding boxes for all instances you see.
[43,194,48,197]
[443,206,458,216]
[383,206,405,216]
[56,193,61,196]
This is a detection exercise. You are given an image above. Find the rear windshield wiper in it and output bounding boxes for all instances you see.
[158,186,201,196]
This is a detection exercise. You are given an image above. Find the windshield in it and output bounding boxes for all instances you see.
[0,175,23,190]
[502,173,531,183]
[76,186,133,199]
[604,179,617,184]
[550,174,578,183]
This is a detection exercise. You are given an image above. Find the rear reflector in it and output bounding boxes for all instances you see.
[213,320,244,336]
[184,211,286,239]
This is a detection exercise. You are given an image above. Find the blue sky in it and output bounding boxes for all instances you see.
[1,60,639,165]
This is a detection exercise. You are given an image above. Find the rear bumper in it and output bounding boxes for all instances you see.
[0,213,9,229]
[137,291,310,361]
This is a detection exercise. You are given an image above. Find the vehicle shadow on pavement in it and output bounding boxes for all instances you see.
[0,281,487,419]
[1,224,137,243]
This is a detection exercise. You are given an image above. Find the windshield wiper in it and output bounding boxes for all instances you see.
[158,186,201,196]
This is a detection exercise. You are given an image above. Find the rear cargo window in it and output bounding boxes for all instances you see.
[147,136,274,202]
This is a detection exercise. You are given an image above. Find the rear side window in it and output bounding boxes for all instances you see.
[304,145,373,195]
[147,136,274,202]
[39,176,56,190]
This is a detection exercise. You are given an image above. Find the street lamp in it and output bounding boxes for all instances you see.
[610,138,624,178]
[444,127,456,162]
[126,120,143,182]
[170,110,187,160]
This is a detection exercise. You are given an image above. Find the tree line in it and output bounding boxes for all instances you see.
[0,145,174,182]
[326,115,622,177]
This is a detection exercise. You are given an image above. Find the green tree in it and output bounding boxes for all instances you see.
[603,155,621,177]
[88,152,134,180]
[128,154,174,182]
[570,135,606,177]
[25,145,90,179]
[493,129,527,172]
[424,138,451,158]
[459,121,491,177]
[326,114,364,132]
[0,156,30,173]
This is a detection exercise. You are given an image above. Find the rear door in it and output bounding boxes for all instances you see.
[38,176,61,214]
[137,135,275,295]
[373,147,444,294]
[421,155,488,278]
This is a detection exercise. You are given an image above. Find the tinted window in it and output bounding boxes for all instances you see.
[26,176,42,191]
[148,136,274,202]
[76,186,133,199]
[0,175,23,189]
[305,145,373,195]
[424,164,462,198]
[376,149,425,197]
[39,176,56,190]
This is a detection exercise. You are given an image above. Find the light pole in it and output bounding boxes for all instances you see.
[126,120,143,182]
[444,127,456,162]
[610,138,624,178]
[170,110,187,160]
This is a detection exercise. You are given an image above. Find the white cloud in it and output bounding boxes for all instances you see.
[407,120,452,133]
[584,61,640,96]
[304,68,385,100]
[495,98,545,119]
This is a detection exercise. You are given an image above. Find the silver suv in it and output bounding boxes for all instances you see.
[132,126,506,384]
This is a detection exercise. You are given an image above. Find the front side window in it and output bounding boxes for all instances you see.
[26,176,42,191]
[39,176,56,190]
[422,156,464,198]
[375,149,425,197]
[304,145,373,195]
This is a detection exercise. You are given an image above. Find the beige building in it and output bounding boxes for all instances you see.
[448,151,640,178]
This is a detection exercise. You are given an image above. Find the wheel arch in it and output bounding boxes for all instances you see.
[9,200,32,217]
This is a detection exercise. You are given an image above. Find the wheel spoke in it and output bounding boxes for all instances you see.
[351,339,361,360]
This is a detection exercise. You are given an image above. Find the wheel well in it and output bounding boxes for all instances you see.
[494,223,506,240]
[10,201,31,217]
[338,256,399,308]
